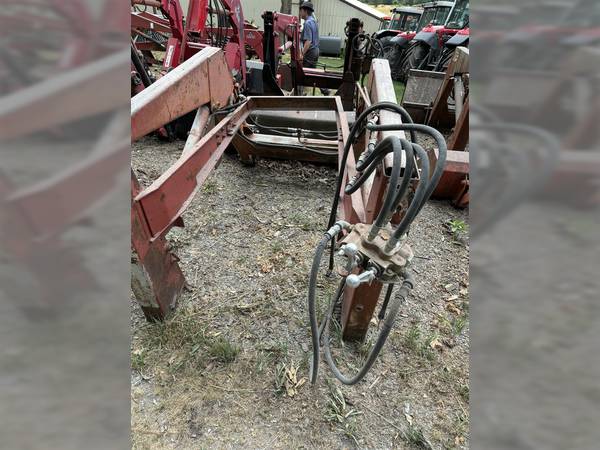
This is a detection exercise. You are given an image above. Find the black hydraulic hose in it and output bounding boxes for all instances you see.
[308,234,332,384]
[321,273,414,385]
[389,138,417,210]
[355,135,397,172]
[352,137,404,238]
[131,44,152,88]
[367,123,447,223]
[326,102,418,271]
[308,222,349,384]
[351,137,417,232]
[345,148,393,195]
[389,143,430,243]
[378,284,394,321]
[345,136,402,234]
[327,102,419,232]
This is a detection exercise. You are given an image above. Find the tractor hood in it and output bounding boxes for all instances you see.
[445,28,469,47]
[413,25,444,48]
[390,33,414,48]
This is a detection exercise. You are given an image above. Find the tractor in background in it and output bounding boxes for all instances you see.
[396,0,468,81]
[374,6,423,58]
[383,1,455,80]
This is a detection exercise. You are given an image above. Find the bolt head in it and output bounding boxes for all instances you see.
[344,243,358,257]
[346,274,361,288]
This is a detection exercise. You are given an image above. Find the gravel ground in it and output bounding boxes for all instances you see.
[131,135,469,449]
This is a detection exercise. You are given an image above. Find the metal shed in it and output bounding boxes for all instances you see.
[178,1,385,42]
[311,0,386,38]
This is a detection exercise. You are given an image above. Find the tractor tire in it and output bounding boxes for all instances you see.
[379,36,394,59]
[434,47,455,72]
[398,41,428,83]
[388,45,407,81]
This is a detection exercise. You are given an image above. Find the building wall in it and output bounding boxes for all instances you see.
[313,1,381,38]
[240,0,285,25]
[177,0,382,40]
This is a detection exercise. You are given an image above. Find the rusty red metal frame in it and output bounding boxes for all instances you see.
[339,58,411,341]
[130,50,406,343]
[131,47,233,141]
[130,50,371,320]
[131,93,367,319]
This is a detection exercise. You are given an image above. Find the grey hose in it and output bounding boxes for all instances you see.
[389,143,430,243]
[321,273,414,385]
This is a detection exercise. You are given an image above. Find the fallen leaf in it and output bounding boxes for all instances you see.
[446,303,461,315]
[430,337,443,351]
[444,283,456,292]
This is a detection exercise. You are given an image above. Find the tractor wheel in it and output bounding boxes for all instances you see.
[379,36,394,59]
[434,47,455,72]
[398,41,428,82]
[388,46,407,81]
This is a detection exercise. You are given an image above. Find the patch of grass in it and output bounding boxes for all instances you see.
[135,312,242,380]
[201,180,217,194]
[420,334,438,361]
[446,219,469,241]
[404,324,421,352]
[403,325,437,361]
[451,316,467,336]
[439,314,468,337]
[289,211,314,231]
[207,336,240,364]
[394,81,406,102]
[451,413,469,447]
[131,349,146,371]
[318,55,345,72]
[458,384,469,403]
[274,361,287,396]
[256,341,290,374]
[324,383,362,445]
[402,425,432,449]
[274,360,306,397]
[270,240,284,254]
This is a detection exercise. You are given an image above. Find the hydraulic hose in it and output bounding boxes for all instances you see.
[308,221,351,384]
[366,123,447,222]
[131,44,153,88]
[389,138,417,214]
[355,135,397,172]
[327,102,418,234]
[321,273,414,385]
[326,102,418,271]
[346,136,404,240]
[386,143,430,250]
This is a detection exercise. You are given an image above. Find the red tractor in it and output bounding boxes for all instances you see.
[374,6,423,57]
[397,0,469,81]
[383,1,454,80]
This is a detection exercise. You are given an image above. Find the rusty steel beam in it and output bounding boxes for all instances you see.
[131,170,186,321]
[232,133,338,164]
[340,58,406,342]
[131,11,172,34]
[136,96,366,240]
[131,47,234,142]
[448,99,469,151]
[131,87,367,319]
[181,106,211,157]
